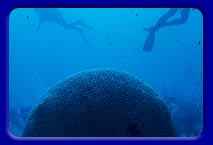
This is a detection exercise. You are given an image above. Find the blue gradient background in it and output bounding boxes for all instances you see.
[0,0,212,145]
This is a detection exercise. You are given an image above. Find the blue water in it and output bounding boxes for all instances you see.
[9,8,203,137]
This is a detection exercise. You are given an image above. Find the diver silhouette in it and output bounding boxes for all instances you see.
[143,8,190,51]
[33,8,93,46]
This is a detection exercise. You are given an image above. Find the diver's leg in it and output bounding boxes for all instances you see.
[172,8,190,24]
[143,8,179,32]
[69,20,93,29]
[58,20,90,46]
[159,8,190,27]
[143,30,156,51]
[71,26,90,46]
[142,8,189,52]
[157,8,179,23]
[36,20,42,31]
[142,8,179,51]
[154,8,179,29]
[77,20,94,29]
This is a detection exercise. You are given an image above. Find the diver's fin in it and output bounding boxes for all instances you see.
[143,31,156,52]
[75,19,94,29]
[74,27,90,47]
[36,20,42,31]
[143,27,151,32]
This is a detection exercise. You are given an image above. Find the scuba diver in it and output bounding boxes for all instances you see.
[33,8,93,46]
[143,8,190,51]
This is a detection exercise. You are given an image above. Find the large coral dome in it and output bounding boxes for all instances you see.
[22,69,177,137]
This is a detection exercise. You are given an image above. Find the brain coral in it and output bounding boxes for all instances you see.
[22,69,176,137]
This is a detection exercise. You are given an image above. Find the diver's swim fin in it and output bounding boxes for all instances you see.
[143,30,156,52]
[75,19,94,29]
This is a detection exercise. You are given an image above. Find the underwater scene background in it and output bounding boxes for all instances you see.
[9,8,203,137]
